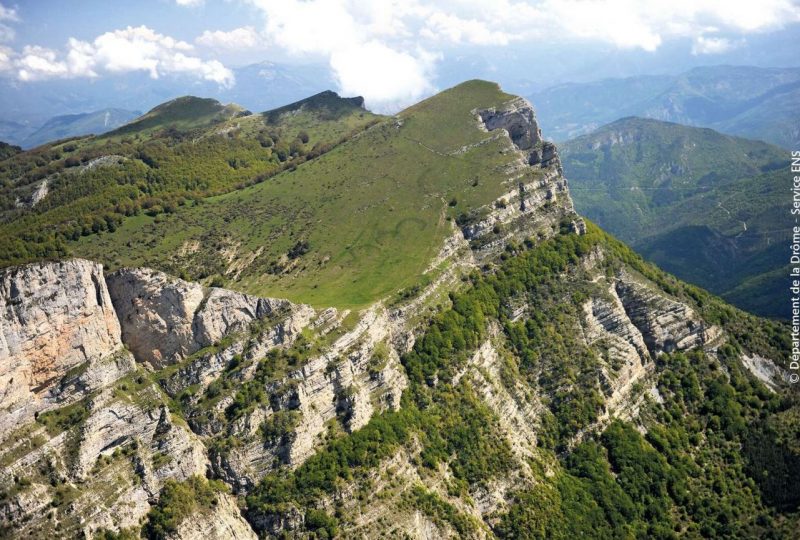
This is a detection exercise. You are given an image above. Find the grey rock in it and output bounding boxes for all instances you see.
[0,259,125,435]
[107,267,302,368]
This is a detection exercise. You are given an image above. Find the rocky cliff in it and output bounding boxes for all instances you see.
[0,260,126,435]
[0,260,409,538]
[462,96,584,260]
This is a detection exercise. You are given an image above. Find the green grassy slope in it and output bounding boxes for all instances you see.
[561,117,789,318]
[106,96,242,137]
[0,91,379,267]
[74,80,528,308]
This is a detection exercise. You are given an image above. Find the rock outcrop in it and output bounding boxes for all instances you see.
[478,96,561,170]
[168,493,257,540]
[613,272,721,355]
[0,259,126,434]
[210,306,408,491]
[463,96,584,259]
[107,268,305,368]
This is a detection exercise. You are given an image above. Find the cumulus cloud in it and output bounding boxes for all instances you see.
[196,26,261,49]
[247,0,438,108]
[691,36,739,55]
[6,0,798,105]
[242,0,800,107]
[11,26,234,86]
[0,45,14,72]
[420,12,513,46]
[17,46,69,81]
[331,41,437,105]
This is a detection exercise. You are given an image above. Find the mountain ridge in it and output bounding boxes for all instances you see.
[531,64,800,148]
[561,116,789,318]
[21,108,141,149]
[0,81,797,539]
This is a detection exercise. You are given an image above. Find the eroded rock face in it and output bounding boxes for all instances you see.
[465,96,584,259]
[106,268,205,367]
[167,493,257,540]
[479,97,542,152]
[613,272,721,355]
[107,268,299,368]
[75,388,208,483]
[210,307,408,490]
[0,259,125,433]
[478,96,561,170]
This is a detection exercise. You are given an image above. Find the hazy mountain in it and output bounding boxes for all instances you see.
[561,117,788,318]
[531,65,800,148]
[0,61,335,143]
[20,108,141,149]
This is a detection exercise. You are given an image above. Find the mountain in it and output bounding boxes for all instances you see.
[108,97,243,137]
[0,83,797,539]
[561,117,789,318]
[531,65,800,148]
[0,61,336,145]
[0,90,378,262]
[20,108,141,149]
[0,119,38,146]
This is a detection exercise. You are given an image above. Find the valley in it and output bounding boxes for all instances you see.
[560,117,790,318]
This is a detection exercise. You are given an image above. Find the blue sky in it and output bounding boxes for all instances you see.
[1,0,799,108]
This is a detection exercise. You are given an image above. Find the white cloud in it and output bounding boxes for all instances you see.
[0,2,18,22]
[691,36,738,55]
[196,26,261,49]
[243,0,800,107]
[420,12,512,46]
[17,45,68,81]
[531,0,800,50]
[10,26,234,86]
[0,45,14,72]
[247,0,438,107]
[8,0,797,104]
[331,41,436,105]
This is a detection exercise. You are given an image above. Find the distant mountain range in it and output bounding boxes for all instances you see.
[0,61,335,147]
[18,109,141,149]
[561,116,789,318]
[531,65,800,148]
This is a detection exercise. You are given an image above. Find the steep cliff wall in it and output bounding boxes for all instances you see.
[461,96,584,260]
[0,259,128,435]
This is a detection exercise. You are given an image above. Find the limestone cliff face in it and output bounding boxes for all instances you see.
[167,493,257,540]
[581,267,720,419]
[462,96,584,259]
[208,306,408,491]
[107,268,299,368]
[0,259,126,434]
[477,96,562,171]
[0,257,410,537]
